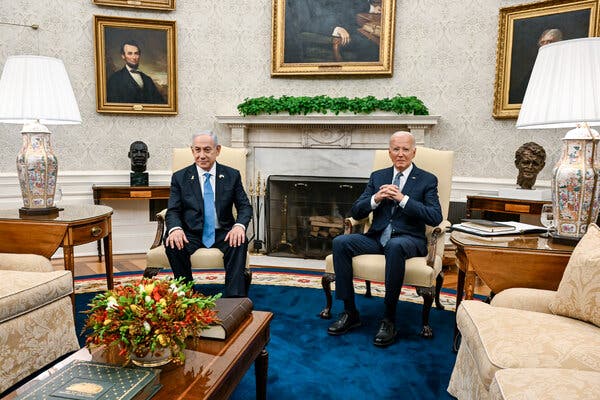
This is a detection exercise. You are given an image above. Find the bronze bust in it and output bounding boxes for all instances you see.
[515,142,546,189]
[128,141,150,186]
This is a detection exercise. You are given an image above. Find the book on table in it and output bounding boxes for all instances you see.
[452,220,547,236]
[459,219,517,233]
[200,297,253,340]
[15,360,161,400]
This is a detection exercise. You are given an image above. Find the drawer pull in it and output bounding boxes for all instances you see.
[91,226,103,237]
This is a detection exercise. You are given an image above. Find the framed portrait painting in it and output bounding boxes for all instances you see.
[271,0,396,76]
[94,15,177,115]
[493,0,599,118]
[92,0,175,11]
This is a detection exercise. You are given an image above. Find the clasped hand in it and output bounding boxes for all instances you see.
[374,184,404,204]
[166,225,246,250]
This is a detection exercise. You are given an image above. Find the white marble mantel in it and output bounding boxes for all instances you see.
[215,114,440,149]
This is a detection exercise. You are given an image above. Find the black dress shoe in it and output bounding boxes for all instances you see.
[373,318,397,347]
[327,311,361,336]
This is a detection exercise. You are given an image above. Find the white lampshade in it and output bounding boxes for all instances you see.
[516,38,600,130]
[0,55,81,125]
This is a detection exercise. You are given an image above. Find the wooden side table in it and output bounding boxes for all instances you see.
[0,205,114,291]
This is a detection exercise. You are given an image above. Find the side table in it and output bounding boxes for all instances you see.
[0,205,114,292]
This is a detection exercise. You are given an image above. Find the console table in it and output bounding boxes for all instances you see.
[0,205,114,291]
[466,195,547,220]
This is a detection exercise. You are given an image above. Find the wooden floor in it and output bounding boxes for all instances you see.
[53,253,491,296]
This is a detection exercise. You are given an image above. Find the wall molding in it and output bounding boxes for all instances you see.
[0,170,550,257]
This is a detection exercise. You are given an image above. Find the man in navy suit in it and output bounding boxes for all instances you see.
[164,131,252,297]
[328,131,442,346]
[106,40,166,104]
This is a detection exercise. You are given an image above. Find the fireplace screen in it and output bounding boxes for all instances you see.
[266,175,367,259]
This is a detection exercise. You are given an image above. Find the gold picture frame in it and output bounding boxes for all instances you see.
[271,0,396,76]
[94,15,177,115]
[493,0,599,119]
[93,0,175,11]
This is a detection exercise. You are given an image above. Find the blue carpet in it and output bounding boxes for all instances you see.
[75,283,456,400]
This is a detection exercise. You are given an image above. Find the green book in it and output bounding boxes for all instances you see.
[15,360,161,400]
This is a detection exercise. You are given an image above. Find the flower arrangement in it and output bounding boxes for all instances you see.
[83,277,221,364]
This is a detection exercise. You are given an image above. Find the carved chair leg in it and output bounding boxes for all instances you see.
[434,270,445,310]
[416,286,435,338]
[244,268,253,295]
[319,272,335,319]
[364,280,372,298]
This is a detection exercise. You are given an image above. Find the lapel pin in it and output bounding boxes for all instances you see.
[219,174,224,179]
[190,175,195,180]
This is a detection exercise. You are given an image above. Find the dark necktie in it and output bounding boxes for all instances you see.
[379,172,402,247]
[202,172,216,248]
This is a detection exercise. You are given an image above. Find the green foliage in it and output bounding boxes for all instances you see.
[237,95,429,116]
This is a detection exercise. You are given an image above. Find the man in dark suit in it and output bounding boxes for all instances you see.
[328,131,442,346]
[164,131,252,297]
[106,40,166,104]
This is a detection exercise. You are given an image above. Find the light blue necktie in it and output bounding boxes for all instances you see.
[379,172,402,247]
[202,172,216,248]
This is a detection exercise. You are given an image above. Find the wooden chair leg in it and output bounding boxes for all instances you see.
[364,280,372,298]
[435,270,445,310]
[319,272,335,319]
[244,268,252,295]
[416,286,435,338]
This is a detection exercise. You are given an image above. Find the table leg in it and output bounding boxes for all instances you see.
[453,267,465,352]
[63,244,76,310]
[255,348,268,400]
[96,240,102,262]
[103,232,114,290]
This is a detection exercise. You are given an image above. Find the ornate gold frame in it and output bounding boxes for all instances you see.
[271,0,396,76]
[94,15,177,115]
[493,0,599,119]
[93,0,175,11]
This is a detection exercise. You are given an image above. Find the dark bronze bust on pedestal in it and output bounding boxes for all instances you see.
[515,142,546,189]
[128,141,150,186]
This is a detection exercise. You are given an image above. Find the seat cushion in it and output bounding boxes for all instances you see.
[325,253,441,287]
[147,245,225,269]
[549,223,600,327]
[457,300,600,389]
[490,368,600,400]
[0,270,73,323]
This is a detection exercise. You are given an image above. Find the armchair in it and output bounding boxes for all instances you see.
[319,146,454,338]
[146,146,252,292]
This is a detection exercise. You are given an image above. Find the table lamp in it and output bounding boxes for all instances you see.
[516,38,600,242]
[0,55,81,216]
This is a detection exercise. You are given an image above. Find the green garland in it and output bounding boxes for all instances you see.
[237,95,429,116]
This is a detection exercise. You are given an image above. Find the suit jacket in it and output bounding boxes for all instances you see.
[165,162,252,236]
[351,164,443,242]
[106,67,165,104]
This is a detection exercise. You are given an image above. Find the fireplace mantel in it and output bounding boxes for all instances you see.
[215,114,440,148]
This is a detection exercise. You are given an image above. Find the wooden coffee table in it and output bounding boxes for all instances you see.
[3,311,273,400]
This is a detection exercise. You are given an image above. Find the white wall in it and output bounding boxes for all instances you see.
[0,0,557,255]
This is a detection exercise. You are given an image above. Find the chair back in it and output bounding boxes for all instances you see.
[171,146,248,188]
[373,147,454,220]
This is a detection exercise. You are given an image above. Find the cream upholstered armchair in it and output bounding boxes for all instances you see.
[146,146,252,291]
[319,147,454,338]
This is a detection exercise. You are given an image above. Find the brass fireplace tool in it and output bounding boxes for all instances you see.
[248,171,266,255]
[275,195,295,253]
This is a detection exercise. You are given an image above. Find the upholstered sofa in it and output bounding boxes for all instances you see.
[0,253,79,393]
[447,224,600,400]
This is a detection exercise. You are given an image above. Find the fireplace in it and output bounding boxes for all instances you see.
[266,175,368,259]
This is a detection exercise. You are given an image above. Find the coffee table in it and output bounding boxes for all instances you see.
[2,311,273,400]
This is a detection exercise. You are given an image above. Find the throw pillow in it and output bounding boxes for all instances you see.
[549,223,600,327]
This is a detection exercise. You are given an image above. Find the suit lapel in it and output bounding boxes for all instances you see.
[402,164,420,197]
[185,165,202,209]
[215,163,224,205]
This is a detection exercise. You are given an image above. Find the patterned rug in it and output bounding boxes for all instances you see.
[75,269,458,311]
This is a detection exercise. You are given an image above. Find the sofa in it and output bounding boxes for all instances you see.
[0,253,79,393]
[447,224,600,400]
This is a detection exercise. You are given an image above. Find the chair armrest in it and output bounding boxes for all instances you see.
[491,288,557,314]
[343,217,370,234]
[0,253,54,272]
[426,220,451,267]
[151,208,167,249]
